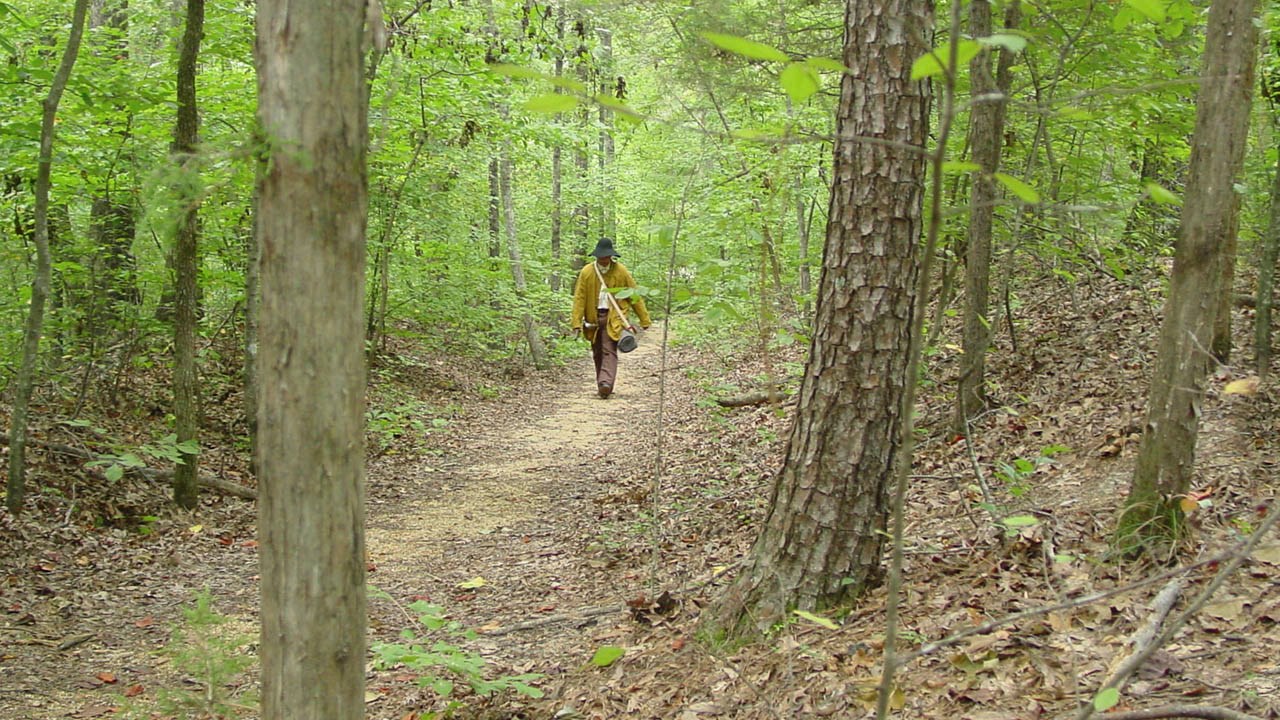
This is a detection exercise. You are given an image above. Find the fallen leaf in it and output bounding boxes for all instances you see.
[188,524,203,534]
[73,705,115,718]
[1223,377,1259,396]
[123,684,144,698]
[1252,544,1280,565]
[95,671,117,684]
[133,617,155,629]
[590,645,625,667]
[457,576,486,590]
[1203,598,1245,623]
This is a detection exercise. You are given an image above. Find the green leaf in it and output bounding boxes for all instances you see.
[1093,687,1120,712]
[594,94,643,119]
[978,33,1027,53]
[942,160,982,174]
[523,93,578,113]
[910,40,981,80]
[792,609,839,630]
[1145,181,1181,206]
[701,31,789,62]
[549,76,587,93]
[457,576,487,589]
[780,62,821,104]
[805,57,848,73]
[993,172,1040,203]
[1122,0,1166,22]
[105,465,124,483]
[590,645,625,667]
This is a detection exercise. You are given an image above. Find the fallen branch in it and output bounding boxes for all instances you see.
[1099,577,1183,691]
[1092,705,1261,720]
[481,605,621,636]
[1076,500,1280,720]
[713,388,786,408]
[0,429,256,500]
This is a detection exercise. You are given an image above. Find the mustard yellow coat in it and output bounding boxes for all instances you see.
[571,260,652,342]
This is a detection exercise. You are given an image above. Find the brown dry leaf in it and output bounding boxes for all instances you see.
[94,671,117,684]
[1252,544,1280,565]
[122,684,144,698]
[1202,598,1246,625]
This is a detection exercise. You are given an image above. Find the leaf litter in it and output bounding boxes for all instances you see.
[2,271,1279,719]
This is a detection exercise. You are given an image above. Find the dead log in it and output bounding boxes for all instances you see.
[714,388,787,407]
[0,429,256,500]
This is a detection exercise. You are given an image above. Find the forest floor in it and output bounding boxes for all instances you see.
[2,271,1280,720]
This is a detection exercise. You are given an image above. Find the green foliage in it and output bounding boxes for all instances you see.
[119,591,257,719]
[369,590,544,701]
[81,428,200,482]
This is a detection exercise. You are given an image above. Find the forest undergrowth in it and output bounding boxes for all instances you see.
[1,267,1278,720]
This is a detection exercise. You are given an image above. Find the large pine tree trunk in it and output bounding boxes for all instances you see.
[255,2,368,717]
[171,0,204,510]
[6,0,90,514]
[954,0,1017,434]
[707,0,931,634]
[1121,0,1259,552]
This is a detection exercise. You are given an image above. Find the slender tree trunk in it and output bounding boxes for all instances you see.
[500,147,550,369]
[1259,140,1280,379]
[6,0,90,515]
[255,1,368,717]
[706,0,931,635]
[954,0,1017,434]
[171,0,204,510]
[1213,205,1241,362]
[1120,0,1259,552]
[550,4,566,294]
[244,184,261,473]
[488,157,501,259]
[573,15,591,251]
[597,27,616,239]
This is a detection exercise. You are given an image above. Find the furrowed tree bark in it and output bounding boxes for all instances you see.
[6,0,90,515]
[171,0,204,510]
[255,1,368,717]
[706,0,931,635]
[1120,0,1259,552]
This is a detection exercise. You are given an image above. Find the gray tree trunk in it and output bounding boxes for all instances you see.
[1258,143,1280,378]
[6,0,91,515]
[550,4,566,294]
[707,0,931,635]
[1121,0,1259,552]
[954,0,1017,434]
[255,1,368,717]
[171,0,204,510]
[500,148,550,369]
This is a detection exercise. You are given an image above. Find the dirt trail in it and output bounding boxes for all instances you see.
[366,324,668,607]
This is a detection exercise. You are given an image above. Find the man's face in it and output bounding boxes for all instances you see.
[597,256,613,268]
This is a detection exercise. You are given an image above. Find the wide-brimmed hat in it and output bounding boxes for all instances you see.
[590,237,619,258]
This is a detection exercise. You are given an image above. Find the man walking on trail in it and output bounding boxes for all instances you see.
[571,238,651,399]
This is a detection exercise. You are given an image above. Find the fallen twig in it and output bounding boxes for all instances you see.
[1089,705,1262,720]
[1076,501,1280,720]
[481,605,621,636]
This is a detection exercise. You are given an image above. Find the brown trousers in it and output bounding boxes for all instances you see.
[592,309,617,389]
